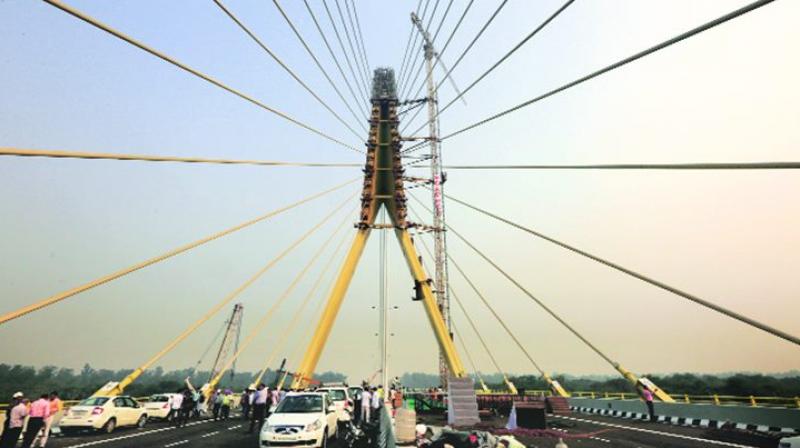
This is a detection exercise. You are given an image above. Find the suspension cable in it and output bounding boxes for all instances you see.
[443,191,800,347]
[400,0,508,140]
[207,195,356,392]
[413,227,547,377]
[190,318,228,378]
[409,193,621,369]
[400,0,455,101]
[213,0,363,142]
[434,0,575,122]
[303,0,368,120]
[452,322,488,390]
[0,147,362,168]
[350,0,371,82]
[450,284,510,383]
[413,234,510,383]
[414,161,800,170]
[251,207,355,386]
[0,178,356,325]
[333,0,371,97]
[114,192,355,393]
[343,0,371,88]
[442,0,776,141]
[271,0,367,131]
[42,0,359,154]
[321,0,370,105]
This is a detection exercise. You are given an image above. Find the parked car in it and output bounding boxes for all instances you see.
[317,387,352,423]
[260,392,338,447]
[143,393,183,420]
[59,395,148,434]
[780,435,800,447]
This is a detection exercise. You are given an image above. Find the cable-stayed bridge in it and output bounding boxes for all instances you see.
[1,1,798,447]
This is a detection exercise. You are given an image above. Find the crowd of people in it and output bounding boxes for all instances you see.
[0,391,62,448]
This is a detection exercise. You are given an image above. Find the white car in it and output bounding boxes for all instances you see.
[143,393,182,420]
[260,392,338,447]
[780,435,800,447]
[317,387,352,423]
[59,396,148,434]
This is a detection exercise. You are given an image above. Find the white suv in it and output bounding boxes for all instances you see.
[260,392,338,447]
[58,396,148,434]
[316,387,351,423]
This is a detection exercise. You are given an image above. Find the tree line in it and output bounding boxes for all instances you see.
[0,364,346,401]
[401,371,800,397]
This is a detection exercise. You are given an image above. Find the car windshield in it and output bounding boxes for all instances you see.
[321,389,346,401]
[275,395,323,413]
[149,395,170,402]
[78,397,109,406]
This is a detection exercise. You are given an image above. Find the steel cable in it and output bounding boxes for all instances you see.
[207,193,357,390]
[399,0,455,101]
[0,178,357,325]
[213,0,363,142]
[322,0,371,105]
[0,147,362,167]
[303,0,369,119]
[442,0,776,142]
[334,0,371,96]
[42,0,360,154]
[399,0,441,98]
[443,191,800,347]
[272,0,368,131]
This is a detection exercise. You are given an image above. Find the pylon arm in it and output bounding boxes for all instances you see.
[394,229,466,377]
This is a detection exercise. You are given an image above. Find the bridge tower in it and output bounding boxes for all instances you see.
[292,68,466,387]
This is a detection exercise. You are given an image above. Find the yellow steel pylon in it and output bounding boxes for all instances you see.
[292,69,466,387]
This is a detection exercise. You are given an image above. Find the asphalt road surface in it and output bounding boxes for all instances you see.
[43,412,768,448]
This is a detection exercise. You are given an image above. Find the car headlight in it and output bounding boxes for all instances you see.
[262,424,276,433]
[305,418,323,432]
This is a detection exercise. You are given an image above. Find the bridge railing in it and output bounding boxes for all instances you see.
[471,389,800,409]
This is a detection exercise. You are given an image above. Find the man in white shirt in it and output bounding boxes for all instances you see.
[170,392,184,427]
[360,387,372,424]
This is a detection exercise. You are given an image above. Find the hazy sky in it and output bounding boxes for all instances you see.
[1,0,798,385]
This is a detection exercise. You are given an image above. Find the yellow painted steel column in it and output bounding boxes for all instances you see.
[292,228,372,387]
[395,229,466,377]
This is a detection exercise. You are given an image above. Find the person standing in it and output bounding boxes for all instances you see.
[360,387,372,424]
[220,391,232,421]
[641,385,656,422]
[371,387,381,421]
[268,387,279,417]
[248,384,268,433]
[170,390,184,426]
[352,388,362,425]
[2,398,29,448]
[0,394,26,448]
[212,390,223,421]
[179,389,193,427]
[240,389,251,420]
[34,392,61,447]
[21,394,50,448]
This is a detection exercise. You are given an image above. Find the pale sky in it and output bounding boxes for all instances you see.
[1,0,798,385]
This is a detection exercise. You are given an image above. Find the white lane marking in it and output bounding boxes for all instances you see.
[227,424,242,430]
[554,415,756,448]
[200,431,220,438]
[163,440,189,447]
[63,419,215,447]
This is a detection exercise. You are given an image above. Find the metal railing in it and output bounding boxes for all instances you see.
[472,389,800,408]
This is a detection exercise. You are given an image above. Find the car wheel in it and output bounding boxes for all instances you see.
[137,415,147,428]
[102,418,116,434]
